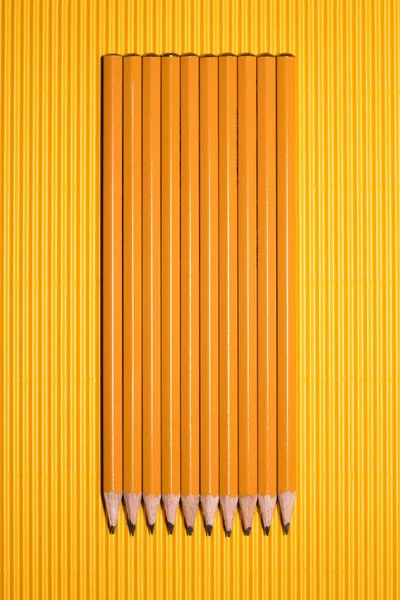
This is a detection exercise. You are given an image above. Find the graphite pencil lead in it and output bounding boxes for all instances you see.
[206,524,213,536]
[148,523,155,534]
[109,525,116,535]
[186,526,194,536]
[167,522,174,535]
[264,526,270,536]
[284,522,290,535]
[244,527,251,536]
[226,530,232,538]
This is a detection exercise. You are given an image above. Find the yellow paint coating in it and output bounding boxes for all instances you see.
[0,1,399,598]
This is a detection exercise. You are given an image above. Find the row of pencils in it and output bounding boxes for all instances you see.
[102,53,296,537]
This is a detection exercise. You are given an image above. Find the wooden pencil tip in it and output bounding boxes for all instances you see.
[278,491,296,530]
[167,522,174,535]
[264,526,270,536]
[128,521,136,536]
[181,495,200,531]
[103,491,122,530]
[244,527,251,536]
[200,495,219,530]
[220,495,238,535]
[109,525,116,535]
[226,530,232,538]
[206,524,213,536]
[239,495,257,532]
[186,526,194,536]
[284,523,290,535]
[124,492,142,530]
[148,523,155,534]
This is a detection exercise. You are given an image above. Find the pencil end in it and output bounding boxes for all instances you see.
[239,495,257,532]
[127,521,136,536]
[109,525,116,535]
[258,494,277,533]
[220,495,238,537]
[143,493,161,532]
[123,492,142,533]
[206,524,213,536]
[278,491,296,533]
[104,491,122,531]
[167,521,174,535]
[148,523,155,535]
[186,526,194,536]
[181,495,200,532]
[226,530,232,538]
[162,493,180,532]
[200,495,219,532]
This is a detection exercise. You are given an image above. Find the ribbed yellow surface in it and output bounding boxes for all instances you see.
[0,1,399,598]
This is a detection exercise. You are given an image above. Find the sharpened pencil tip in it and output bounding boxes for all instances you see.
[264,526,270,536]
[167,522,174,535]
[148,523,155,534]
[284,523,290,535]
[186,526,193,536]
[128,521,135,536]
[226,530,231,538]
[206,524,213,536]
[109,525,116,534]
[244,527,251,536]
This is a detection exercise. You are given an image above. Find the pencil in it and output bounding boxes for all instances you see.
[277,54,296,534]
[161,54,181,534]
[199,55,219,535]
[142,55,162,533]
[218,54,238,537]
[180,54,200,536]
[123,55,142,536]
[102,54,123,534]
[257,54,277,536]
[237,55,258,535]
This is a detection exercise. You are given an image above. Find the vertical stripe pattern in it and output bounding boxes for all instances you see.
[0,1,399,598]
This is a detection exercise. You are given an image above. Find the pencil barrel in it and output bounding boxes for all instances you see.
[257,55,277,499]
[142,56,162,498]
[277,55,296,495]
[218,54,238,499]
[238,55,258,498]
[180,55,200,499]
[102,55,123,495]
[161,56,181,497]
[123,55,142,496]
[199,56,219,498]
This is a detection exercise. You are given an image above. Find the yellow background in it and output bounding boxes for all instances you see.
[0,0,399,598]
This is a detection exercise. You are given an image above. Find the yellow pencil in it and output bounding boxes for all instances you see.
[123,54,142,535]
[161,54,181,533]
[257,54,277,536]
[237,54,258,535]
[142,55,162,533]
[199,55,219,535]
[180,54,200,535]
[102,54,123,534]
[218,54,238,537]
[277,54,296,534]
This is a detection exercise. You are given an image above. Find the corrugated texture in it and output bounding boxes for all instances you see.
[0,0,399,598]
